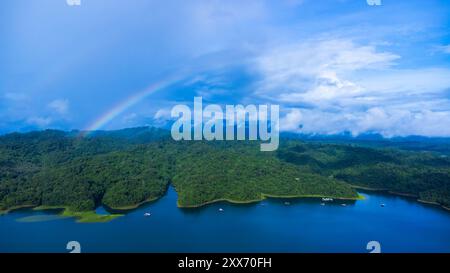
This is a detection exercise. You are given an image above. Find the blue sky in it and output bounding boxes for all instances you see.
[1,0,450,136]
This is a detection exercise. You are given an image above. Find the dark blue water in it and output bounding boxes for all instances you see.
[1,186,450,253]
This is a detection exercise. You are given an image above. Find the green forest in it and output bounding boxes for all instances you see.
[0,127,449,220]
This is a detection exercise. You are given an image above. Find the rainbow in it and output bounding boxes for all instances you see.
[81,76,180,136]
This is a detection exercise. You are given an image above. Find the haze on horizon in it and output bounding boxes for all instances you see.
[1,0,450,138]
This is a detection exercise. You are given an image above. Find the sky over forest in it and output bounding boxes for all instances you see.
[1,0,450,137]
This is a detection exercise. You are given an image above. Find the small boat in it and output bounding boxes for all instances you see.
[320,203,325,206]
[380,203,385,207]
[218,208,224,212]
[144,212,151,217]
[341,204,347,207]
[284,201,290,205]
[321,197,334,202]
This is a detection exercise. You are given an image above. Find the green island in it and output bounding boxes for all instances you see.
[0,127,449,222]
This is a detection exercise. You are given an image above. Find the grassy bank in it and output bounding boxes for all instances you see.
[34,206,123,223]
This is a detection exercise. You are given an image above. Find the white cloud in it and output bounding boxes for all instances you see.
[196,88,228,100]
[255,39,399,95]
[280,107,450,137]
[357,68,450,96]
[48,99,69,114]
[27,116,52,128]
[436,44,450,54]
[154,108,172,120]
[280,108,303,132]
[3,93,29,101]
[283,0,305,7]
[122,113,138,124]
[255,38,450,136]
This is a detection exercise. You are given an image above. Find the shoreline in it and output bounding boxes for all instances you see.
[417,199,450,211]
[0,204,36,215]
[0,205,124,223]
[349,184,450,212]
[2,186,449,217]
[104,196,160,211]
[177,192,364,208]
[34,206,123,223]
[35,205,123,223]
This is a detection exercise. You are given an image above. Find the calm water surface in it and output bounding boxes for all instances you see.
[1,186,450,253]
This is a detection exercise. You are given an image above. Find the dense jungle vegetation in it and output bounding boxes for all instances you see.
[0,127,449,215]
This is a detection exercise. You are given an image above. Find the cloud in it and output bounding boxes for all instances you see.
[48,99,69,114]
[251,38,450,136]
[254,39,399,99]
[154,108,172,120]
[2,0,450,137]
[283,0,305,7]
[280,108,303,132]
[3,93,29,101]
[280,107,450,137]
[196,88,228,100]
[122,113,138,124]
[27,116,52,128]
[436,44,450,54]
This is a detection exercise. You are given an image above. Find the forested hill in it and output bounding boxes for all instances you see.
[1,127,449,217]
